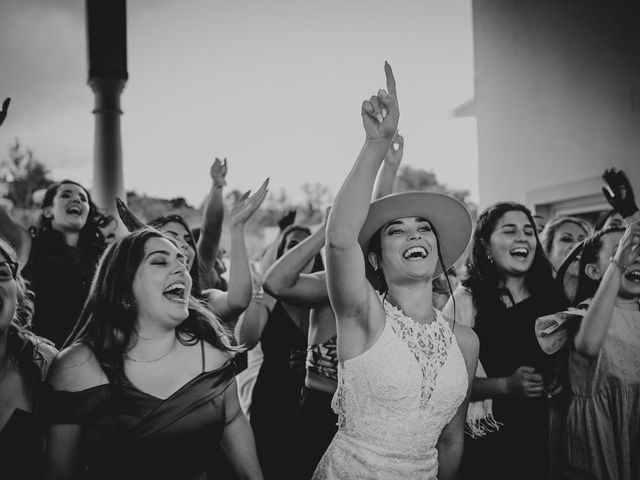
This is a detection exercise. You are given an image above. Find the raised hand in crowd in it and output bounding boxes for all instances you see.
[205,178,269,327]
[373,130,404,199]
[197,157,228,290]
[602,167,639,224]
[0,97,10,127]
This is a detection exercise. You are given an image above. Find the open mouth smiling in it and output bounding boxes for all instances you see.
[163,283,187,303]
[67,205,83,216]
[624,268,640,284]
[403,246,428,260]
[510,247,530,259]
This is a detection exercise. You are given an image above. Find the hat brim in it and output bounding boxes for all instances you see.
[554,240,585,305]
[358,192,472,285]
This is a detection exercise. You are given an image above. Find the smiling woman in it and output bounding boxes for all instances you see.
[41,228,263,480]
[0,179,108,348]
[312,63,478,480]
[444,201,568,480]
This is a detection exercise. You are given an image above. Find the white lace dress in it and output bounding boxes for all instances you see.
[312,298,468,479]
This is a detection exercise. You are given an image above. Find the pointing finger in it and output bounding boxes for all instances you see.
[384,61,397,99]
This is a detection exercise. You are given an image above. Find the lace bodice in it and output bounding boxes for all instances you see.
[313,298,468,479]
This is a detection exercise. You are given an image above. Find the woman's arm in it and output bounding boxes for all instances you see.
[197,158,227,288]
[436,324,479,480]
[43,345,108,480]
[205,180,269,321]
[372,131,403,200]
[234,264,276,349]
[220,379,263,480]
[326,63,399,360]
[263,212,328,308]
[574,222,640,357]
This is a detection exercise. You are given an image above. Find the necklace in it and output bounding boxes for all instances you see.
[124,337,177,363]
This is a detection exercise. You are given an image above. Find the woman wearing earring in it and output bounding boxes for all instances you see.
[0,237,57,479]
[42,228,263,480]
[445,201,567,480]
[0,180,108,348]
[312,62,477,479]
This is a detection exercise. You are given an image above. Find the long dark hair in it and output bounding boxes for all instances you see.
[35,180,107,256]
[148,214,204,297]
[462,202,560,328]
[65,228,241,382]
[0,238,54,388]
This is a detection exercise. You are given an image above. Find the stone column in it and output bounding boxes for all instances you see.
[86,0,128,218]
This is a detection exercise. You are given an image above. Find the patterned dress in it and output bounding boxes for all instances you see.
[563,299,640,479]
[312,298,468,479]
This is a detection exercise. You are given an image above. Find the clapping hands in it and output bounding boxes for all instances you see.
[230,178,269,226]
[361,62,399,143]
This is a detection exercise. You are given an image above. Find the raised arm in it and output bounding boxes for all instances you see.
[206,180,269,322]
[326,62,399,357]
[372,131,403,199]
[0,98,10,127]
[602,167,640,226]
[574,222,640,357]
[197,158,227,288]
[263,209,329,308]
[234,262,276,349]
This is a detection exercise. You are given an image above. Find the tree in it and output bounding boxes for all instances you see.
[300,182,333,223]
[395,164,477,218]
[0,139,53,208]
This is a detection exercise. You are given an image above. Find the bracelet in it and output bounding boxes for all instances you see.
[252,290,264,301]
[609,256,628,273]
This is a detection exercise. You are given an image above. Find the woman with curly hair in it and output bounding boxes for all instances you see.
[43,228,262,480]
[0,180,108,348]
[445,201,567,480]
[0,237,58,479]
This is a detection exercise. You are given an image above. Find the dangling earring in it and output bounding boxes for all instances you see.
[487,252,494,263]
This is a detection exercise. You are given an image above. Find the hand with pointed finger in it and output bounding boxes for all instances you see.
[602,167,638,218]
[0,98,11,127]
[384,131,404,168]
[362,62,399,143]
[210,157,228,188]
[230,178,269,226]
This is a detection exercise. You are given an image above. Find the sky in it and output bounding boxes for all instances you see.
[0,0,478,209]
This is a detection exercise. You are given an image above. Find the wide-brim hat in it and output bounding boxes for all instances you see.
[358,191,472,285]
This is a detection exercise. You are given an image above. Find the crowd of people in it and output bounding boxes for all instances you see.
[0,60,639,480]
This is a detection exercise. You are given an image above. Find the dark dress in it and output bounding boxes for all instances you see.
[250,301,307,480]
[42,352,236,480]
[0,338,57,480]
[22,231,103,349]
[293,335,339,479]
[460,294,565,480]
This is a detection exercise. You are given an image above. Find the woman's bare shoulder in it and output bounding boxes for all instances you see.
[47,343,108,391]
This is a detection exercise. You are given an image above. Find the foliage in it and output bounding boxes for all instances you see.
[395,164,477,218]
[0,139,53,209]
